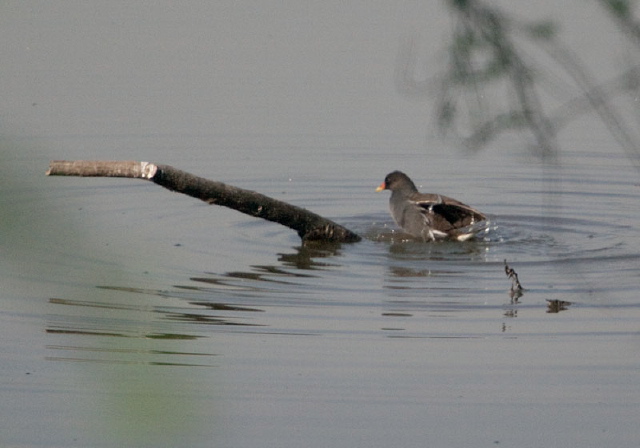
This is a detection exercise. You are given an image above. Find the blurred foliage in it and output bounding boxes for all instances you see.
[0,138,206,446]
[397,0,640,166]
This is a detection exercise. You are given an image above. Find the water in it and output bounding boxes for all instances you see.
[2,2,640,447]
[2,135,639,448]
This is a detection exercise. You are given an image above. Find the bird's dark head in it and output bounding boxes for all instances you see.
[375,171,417,193]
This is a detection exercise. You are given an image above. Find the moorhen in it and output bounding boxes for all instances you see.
[376,171,487,241]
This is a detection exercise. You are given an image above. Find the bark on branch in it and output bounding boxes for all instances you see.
[46,160,361,243]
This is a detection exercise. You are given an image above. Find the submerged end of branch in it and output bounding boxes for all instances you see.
[302,224,362,243]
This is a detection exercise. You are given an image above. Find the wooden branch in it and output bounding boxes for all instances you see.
[46,160,361,243]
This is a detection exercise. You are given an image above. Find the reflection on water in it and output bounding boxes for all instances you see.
[47,189,638,346]
[47,194,635,366]
[46,297,218,366]
[278,242,344,269]
[546,299,572,313]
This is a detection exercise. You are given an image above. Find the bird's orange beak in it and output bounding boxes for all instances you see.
[375,181,386,192]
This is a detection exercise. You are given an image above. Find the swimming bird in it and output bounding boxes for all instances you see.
[376,170,487,241]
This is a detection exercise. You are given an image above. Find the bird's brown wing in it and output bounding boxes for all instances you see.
[413,194,486,230]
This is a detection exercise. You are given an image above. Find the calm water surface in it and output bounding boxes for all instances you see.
[2,2,640,447]
[2,135,639,448]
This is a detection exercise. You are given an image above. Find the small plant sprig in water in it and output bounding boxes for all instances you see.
[504,259,523,299]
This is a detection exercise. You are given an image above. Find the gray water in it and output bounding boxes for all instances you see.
[2,3,640,448]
